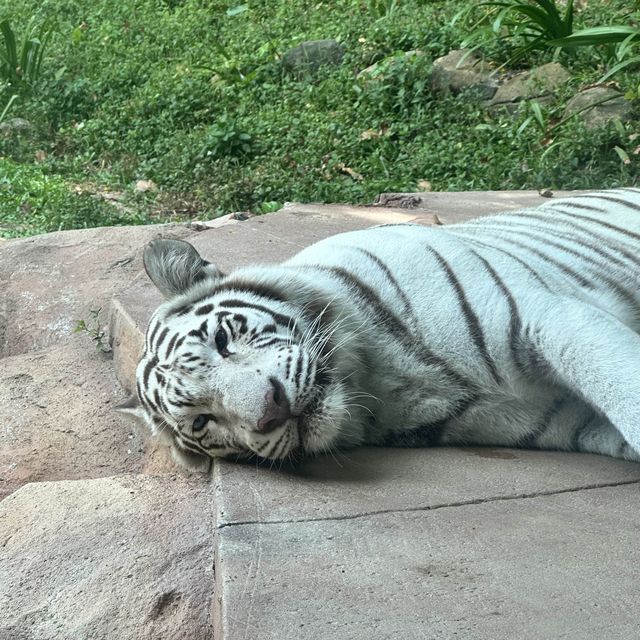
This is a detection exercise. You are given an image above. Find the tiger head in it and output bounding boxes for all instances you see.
[119,239,369,471]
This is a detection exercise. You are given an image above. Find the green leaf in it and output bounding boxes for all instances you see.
[530,100,545,128]
[614,146,631,165]
[601,56,640,82]
[551,26,640,48]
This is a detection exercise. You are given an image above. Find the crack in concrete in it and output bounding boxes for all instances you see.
[216,477,640,530]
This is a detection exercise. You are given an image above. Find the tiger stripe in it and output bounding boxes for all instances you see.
[353,247,420,333]
[477,221,638,305]
[519,396,567,447]
[425,247,502,384]
[320,265,472,391]
[471,251,524,373]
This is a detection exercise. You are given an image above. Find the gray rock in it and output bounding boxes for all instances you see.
[430,49,498,100]
[282,39,344,76]
[0,223,195,358]
[0,341,179,501]
[0,475,215,640]
[490,62,571,111]
[563,86,633,129]
[0,117,31,135]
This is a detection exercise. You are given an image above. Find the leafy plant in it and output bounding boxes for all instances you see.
[551,25,640,80]
[74,307,110,353]
[198,115,254,160]
[0,17,53,91]
[457,0,576,66]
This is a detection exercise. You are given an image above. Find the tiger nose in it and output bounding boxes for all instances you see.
[256,378,292,433]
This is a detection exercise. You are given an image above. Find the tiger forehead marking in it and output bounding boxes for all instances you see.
[124,188,640,471]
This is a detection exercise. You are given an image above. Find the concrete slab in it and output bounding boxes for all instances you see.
[216,482,640,640]
[214,447,640,525]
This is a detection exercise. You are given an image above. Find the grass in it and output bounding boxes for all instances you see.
[0,0,638,238]
[0,157,149,237]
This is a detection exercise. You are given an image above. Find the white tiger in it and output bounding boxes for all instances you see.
[120,188,640,471]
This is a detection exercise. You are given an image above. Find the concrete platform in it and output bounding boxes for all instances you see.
[2,190,638,640]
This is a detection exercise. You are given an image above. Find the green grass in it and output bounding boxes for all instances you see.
[0,158,149,237]
[0,0,638,238]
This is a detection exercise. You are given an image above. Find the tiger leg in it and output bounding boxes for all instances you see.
[524,297,640,461]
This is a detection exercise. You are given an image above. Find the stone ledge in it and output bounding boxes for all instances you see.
[374,189,585,220]
[213,447,640,526]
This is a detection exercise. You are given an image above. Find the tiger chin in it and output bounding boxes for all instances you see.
[120,188,640,472]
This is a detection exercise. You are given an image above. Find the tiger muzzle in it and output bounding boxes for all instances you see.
[255,377,293,434]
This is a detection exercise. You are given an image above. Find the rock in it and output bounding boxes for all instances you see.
[282,39,344,76]
[0,474,215,640]
[0,341,178,501]
[430,49,498,100]
[0,223,196,358]
[135,179,158,193]
[490,62,571,111]
[0,117,31,135]
[563,86,633,129]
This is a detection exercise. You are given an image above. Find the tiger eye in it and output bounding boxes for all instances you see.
[215,327,229,356]
[192,414,215,431]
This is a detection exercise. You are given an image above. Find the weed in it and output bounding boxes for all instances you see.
[73,307,111,353]
[456,0,577,68]
[198,116,254,161]
[0,91,17,122]
[551,24,640,80]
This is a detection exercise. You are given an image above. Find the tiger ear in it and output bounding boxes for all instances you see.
[143,239,223,298]
[115,394,146,421]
